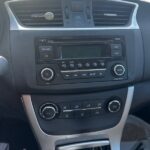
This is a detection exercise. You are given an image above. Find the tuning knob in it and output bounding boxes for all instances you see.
[108,100,121,113]
[39,103,58,120]
[113,64,126,77]
[41,68,54,81]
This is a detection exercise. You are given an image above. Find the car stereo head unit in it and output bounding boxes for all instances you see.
[35,37,127,85]
[36,38,123,62]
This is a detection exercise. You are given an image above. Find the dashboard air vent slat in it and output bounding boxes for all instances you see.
[9,0,63,27]
[92,0,135,27]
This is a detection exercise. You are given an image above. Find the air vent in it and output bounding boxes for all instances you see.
[9,0,63,27]
[92,0,135,27]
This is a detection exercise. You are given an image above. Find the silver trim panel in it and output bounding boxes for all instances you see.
[22,86,134,150]
[57,140,110,150]
[5,0,139,31]
[61,68,106,73]
[63,106,102,113]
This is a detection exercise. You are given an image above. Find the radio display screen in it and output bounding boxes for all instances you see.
[61,44,111,59]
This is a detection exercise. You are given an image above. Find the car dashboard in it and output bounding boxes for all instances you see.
[0,0,149,150]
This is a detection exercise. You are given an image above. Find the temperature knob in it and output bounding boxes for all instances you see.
[40,103,58,120]
[41,68,54,81]
[108,100,121,113]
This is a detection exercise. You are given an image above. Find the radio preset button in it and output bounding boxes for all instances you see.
[60,63,67,70]
[69,63,75,69]
[98,61,106,68]
[41,68,54,81]
[77,63,83,69]
[85,62,91,68]
[92,62,98,68]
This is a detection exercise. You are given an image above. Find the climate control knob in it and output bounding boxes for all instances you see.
[40,103,58,120]
[113,64,126,77]
[108,100,121,113]
[41,68,54,81]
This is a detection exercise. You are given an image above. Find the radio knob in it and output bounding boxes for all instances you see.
[108,100,121,113]
[41,68,54,81]
[113,64,126,77]
[40,104,58,120]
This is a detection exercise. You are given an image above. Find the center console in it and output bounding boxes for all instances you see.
[22,86,134,150]
[5,0,143,150]
[19,34,137,150]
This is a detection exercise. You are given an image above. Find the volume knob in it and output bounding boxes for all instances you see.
[113,64,126,77]
[41,68,54,81]
[40,103,58,120]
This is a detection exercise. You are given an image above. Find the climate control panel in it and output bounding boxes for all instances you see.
[39,98,122,120]
[31,87,127,134]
